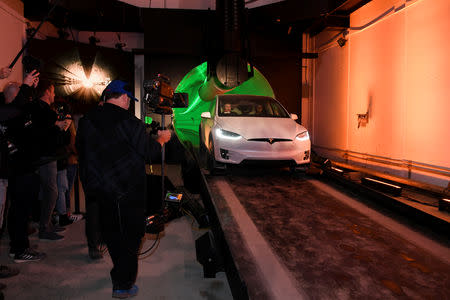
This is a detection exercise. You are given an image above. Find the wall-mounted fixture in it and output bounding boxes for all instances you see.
[337,37,347,47]
[89,33,100,46]
[357,112,368,128]
[115,42,126,51]
[115,32,126,51]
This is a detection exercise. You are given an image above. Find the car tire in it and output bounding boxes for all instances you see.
[198,125,207,165]
[207,137,225,175]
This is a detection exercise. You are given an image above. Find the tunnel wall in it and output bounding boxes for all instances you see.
[311,0,450,188]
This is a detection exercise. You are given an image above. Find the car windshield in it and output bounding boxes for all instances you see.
[218,95,290,118]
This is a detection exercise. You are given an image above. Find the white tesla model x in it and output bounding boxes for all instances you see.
[199,94,310,172]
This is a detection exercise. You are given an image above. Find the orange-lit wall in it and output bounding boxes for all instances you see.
[311,0,450,187]
[0,0,24,86]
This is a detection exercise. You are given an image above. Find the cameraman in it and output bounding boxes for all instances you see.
[76,80,171,298]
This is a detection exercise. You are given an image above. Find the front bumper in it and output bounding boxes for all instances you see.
[212,135,311,165]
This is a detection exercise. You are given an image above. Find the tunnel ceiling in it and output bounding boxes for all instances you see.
[21,0,371,34]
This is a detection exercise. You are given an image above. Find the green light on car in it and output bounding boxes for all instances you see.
[172,62,274,147]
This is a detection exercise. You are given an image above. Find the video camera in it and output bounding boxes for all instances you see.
[143,74,188,113]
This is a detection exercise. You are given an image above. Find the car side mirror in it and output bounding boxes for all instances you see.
[201,112,211,119]
[290,113,298,120]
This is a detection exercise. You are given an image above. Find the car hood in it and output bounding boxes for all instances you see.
[216,117,305,140]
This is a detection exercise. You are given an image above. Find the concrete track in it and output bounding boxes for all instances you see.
[203,166,450,299]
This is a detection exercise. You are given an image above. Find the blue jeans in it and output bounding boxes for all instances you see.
[38,160,58,233]
[65,164,78,213]
[56,169,68,215]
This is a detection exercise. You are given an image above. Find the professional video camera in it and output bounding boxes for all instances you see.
[143,74,188,112]
[141,75,196,235]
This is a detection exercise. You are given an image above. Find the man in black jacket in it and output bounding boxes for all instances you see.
[31,81,72,241]
[76,80,171,298]
[3,71,50,263]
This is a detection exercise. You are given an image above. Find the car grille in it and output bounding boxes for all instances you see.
[247,138,292,144]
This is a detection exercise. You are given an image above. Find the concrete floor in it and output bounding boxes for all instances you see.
[0,216,233,300]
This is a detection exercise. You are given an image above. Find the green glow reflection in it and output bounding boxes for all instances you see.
[173,62,273,147]
[144,116,153,124]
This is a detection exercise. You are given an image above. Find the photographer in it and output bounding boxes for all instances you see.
[76,80,171,298]
[0,81,26,281]
[51,100,75,227]
[29,80,71,241]
[2,70,47,263]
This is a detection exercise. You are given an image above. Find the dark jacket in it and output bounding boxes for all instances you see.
[28,99,69,159]
[5,97,70,175]
[0,103,21,178]
[76,103,161,207]
[0,85,36,177]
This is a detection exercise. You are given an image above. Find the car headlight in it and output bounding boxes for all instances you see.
[295,131,309,141]
[216,128,242,140]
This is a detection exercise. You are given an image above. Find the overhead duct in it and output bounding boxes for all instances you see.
[198,0,253,101]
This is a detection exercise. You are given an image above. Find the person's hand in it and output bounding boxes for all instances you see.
[0,67,11,79]
[33,75,40,88]
[55,118,72,131]
[156,129,171,145]
[23,70,40,87]
[63,116,72,131]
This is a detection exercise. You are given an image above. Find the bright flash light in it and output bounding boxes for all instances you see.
[60,61,111,100]
[82,79,93,88]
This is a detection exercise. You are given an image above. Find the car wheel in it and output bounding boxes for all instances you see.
[198,125,203,146]
[198,125,206,162]
[207,137,226,175]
